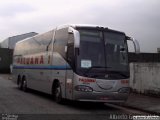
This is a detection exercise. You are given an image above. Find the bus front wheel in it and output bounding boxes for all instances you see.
[54,83,63,104]
[55,85,62,103]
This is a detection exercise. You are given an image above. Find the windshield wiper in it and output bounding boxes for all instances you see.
[83,66,111,76]
[111,71,129,78]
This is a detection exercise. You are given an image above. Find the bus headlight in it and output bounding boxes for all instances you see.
[75,85,93,92]
[118,87,130,93]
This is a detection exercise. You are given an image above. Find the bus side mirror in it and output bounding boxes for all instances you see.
[65,46,67,53]
[127,36,140,54]
[68,27,80,48]
[46,46,49,51]
[68,28,74,34]
[120,47,125,51]
[75,48,80,56]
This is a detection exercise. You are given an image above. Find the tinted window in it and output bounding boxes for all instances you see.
[104,32,128,72]
[54,28,68,58]
[76,30,106,76]
[14,30,54,55]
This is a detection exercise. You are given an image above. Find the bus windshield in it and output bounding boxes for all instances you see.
[76,29,129,79]
[104,31,128,72]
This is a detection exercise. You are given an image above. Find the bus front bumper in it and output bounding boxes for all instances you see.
[73,91,129,103]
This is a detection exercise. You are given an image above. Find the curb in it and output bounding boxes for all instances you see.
[131,91,160,98]
[122,104,160,115]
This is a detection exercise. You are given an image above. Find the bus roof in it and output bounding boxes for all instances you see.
[57,24,125,34]
[16,24,125,46]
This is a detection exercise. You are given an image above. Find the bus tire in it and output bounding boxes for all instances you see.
[22,77,28,92]
[18,76,22,90]
[55,83,63,104]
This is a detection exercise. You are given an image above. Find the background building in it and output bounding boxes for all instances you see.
[0,32,38,73]
[157,48,160,53]
[0,48,13,73]
[0,32,38,49]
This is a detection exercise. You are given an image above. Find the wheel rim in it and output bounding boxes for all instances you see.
[55,85,63,103]
[55,87,60,99]
[22,80,27,91]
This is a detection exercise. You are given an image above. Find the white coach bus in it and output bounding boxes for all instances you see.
[13,24,140,103]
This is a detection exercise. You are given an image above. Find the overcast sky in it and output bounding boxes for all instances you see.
[0,0,160,53]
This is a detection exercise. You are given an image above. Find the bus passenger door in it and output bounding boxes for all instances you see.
[65,43,74,100]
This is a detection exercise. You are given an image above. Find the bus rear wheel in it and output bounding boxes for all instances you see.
[18,79,23,90]
[22,79,28,92]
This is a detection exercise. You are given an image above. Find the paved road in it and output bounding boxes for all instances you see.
[0,75,149,119]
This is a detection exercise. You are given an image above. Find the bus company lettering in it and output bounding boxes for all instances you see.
[16,55,48,64]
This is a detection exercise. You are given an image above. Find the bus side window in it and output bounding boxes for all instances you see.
[46,30,54,51]
[67,43,74,68]
[68,33,74,43]
[67,33,75,68]
[54,28,68,58]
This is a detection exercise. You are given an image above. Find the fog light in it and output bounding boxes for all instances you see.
[75,85,93,92]
[118,87,130,93]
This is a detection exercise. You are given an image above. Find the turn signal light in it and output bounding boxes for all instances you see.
[75,85,93,92]
[121,80,129,84]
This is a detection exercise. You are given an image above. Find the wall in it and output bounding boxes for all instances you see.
[0,32,38,49]
[0,48,13,73]
[129,52,160,63]
[130,63,160,95]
